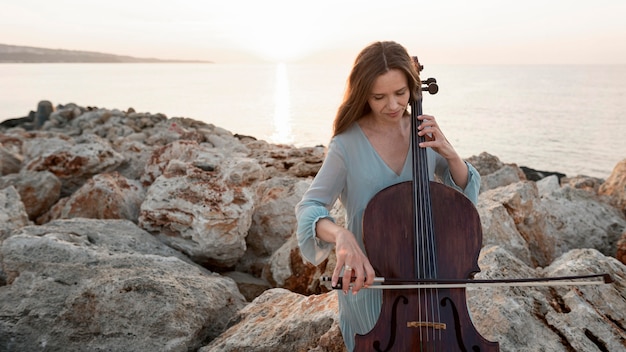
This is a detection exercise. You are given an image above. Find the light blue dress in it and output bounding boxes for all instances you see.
[295,122,481,351]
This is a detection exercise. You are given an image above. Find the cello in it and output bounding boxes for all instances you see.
[354,57,500,351]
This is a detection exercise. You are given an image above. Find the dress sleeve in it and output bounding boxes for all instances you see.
[434,155,481,205]
[295,139,347,265]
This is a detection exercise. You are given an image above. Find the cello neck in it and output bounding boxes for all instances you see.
[410,96,438,280]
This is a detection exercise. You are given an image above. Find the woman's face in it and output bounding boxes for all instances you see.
[366,69,410,123]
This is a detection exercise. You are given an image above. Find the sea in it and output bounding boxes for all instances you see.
[1,63,625,179]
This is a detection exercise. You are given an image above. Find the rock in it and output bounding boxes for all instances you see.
[599,158,626,215]
[468,245,626,351]
[144,119,204,146]
[480,164,523,192]
[261,199,344,296]
[479,179,626,267]
[468,245,557,350]
[480,181,556,266]
[563,174,605,194]
[37,171,145,224]
[0,170,61,220]
[244,140,325,178]
[0,144,22,175]
[285,146,326,178]
[0,186,30,242]
[23,132,125,196]
[520,165,566,182]
[0,112,34,130]
[617,231,626,265]
[223,271,272,302]
[467,152,526,191]
[138,140,263,269]
[140,140,224,185]
[235,177,309,277]
[111,139,156,180]
[477,196,533,265]
[200,289,344,352]
[20,131,73,158]
[536,174,560,195]
[34,100,54,129]
[247,177,309,257]
[115,110,167,136]
[263,235,333,295]
[540,181,625,259]
[0,218,246,352]
[467,152,507,176]
[541,248,626,352]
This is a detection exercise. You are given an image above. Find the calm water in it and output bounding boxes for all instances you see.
[1,63,625,179]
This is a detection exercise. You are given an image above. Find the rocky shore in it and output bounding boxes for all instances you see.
[1,101,625,352]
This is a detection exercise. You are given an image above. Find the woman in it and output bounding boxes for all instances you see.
[295,41,481,351]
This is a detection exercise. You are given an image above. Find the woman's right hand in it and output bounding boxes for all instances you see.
[315,218,375,294]
[332,228,376,295]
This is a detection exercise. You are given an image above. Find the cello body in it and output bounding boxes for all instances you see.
[355,181,499,351]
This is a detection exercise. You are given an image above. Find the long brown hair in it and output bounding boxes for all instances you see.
[333,41,421,137]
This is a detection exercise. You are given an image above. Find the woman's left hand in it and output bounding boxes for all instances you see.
[417,114,469,189]
[417,114,457,160]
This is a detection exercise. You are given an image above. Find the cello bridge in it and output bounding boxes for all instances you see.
[407,322,447,330]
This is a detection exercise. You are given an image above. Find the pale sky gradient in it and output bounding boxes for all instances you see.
[1,0,625,64]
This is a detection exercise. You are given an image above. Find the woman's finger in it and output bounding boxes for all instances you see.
[342,264,356,294]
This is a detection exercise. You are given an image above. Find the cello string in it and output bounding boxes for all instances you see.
[414,97,443,346]
[411,98,426,344]
[416,96,443,344]
[423,135,442,344]
[415,100,432,342]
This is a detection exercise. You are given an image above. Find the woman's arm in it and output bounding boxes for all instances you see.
[295,140,375,294]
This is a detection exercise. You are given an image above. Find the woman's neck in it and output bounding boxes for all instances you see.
[358,113,410,138]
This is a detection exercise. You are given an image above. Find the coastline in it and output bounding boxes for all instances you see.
[0,43,213,63]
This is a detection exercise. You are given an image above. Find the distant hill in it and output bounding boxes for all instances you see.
[0,44,212,63]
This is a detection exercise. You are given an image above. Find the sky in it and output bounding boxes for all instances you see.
[1,0,625,64]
